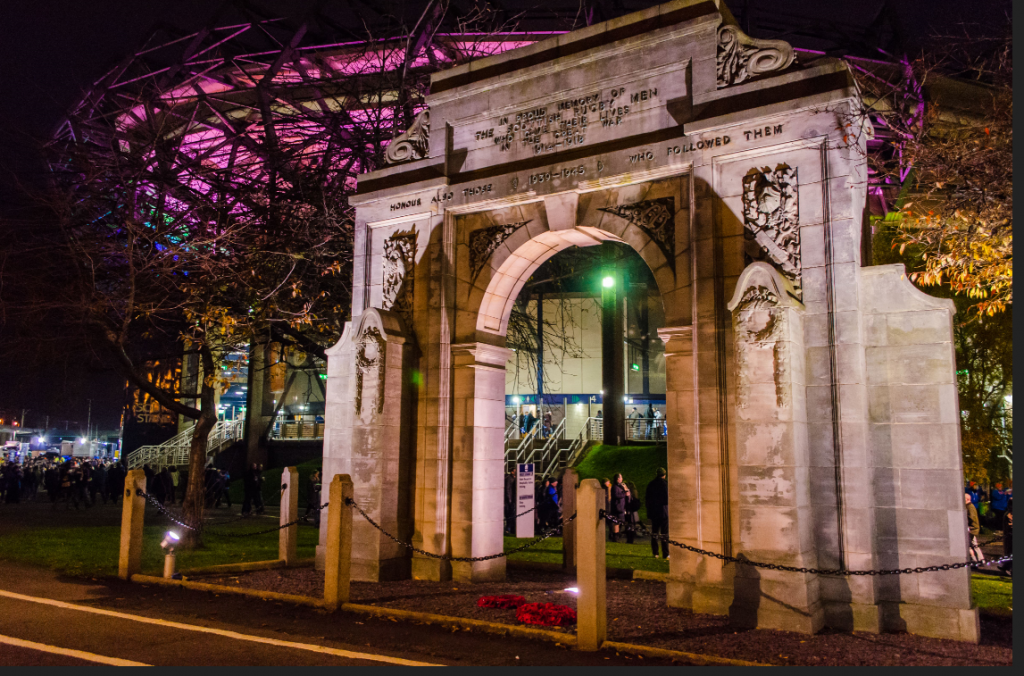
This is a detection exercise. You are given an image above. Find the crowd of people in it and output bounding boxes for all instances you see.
[503,467,672,559]
[0,457,128,508]
[0,455,277,519]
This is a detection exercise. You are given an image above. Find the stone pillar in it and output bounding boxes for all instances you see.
[861,264,979,642]
[118,469,146,580]
[727,262,822,633]
[562,468,578,569]
[324,474,354,611]
[576,478,607,651]
[449,342,512,582]
[319,308,417,581]
[279,466,298,565]
[658,325,705,609]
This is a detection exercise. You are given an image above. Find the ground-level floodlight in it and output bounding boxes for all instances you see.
[161,531,180,579]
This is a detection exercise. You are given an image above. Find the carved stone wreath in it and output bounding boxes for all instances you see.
[734,285,789,410]
[468,221,531,280]
[382,228,417,317]
[742,166,800,295]
[717,24,795,88]
[385,110,430,164]
[598,197,675,269]
[355,327,387,418]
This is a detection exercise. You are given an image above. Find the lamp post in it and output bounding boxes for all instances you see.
[600,270,625,446]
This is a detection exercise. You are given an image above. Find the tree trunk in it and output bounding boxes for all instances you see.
[180,343,219,547]
[181,411,216,547]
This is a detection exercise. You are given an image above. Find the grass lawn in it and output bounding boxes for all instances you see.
[971,573,1013,616]
[573,443,668,520]
[504,535,669,574]
[0,512,320,578]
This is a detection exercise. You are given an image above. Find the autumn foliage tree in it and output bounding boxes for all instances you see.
[854,23,1012,317]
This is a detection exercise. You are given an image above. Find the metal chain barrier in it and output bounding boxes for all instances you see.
[602,512,1012,576]
[137,488,327,537]
[346,497,575,562]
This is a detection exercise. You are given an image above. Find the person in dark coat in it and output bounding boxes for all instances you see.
[143,464,155,495]
[107,463,125,505]
[624,481,641,544]
[242,463,259,516]
[151,466,166,505]
[45,465,59,503]
[92,463,107,505]
[159,467,174,506]
[645,468,669,559]
[254,464,266,515]
[504,471,516,535]
[80,463,93,507]
[609,474,629,542]
[305,469,322,526]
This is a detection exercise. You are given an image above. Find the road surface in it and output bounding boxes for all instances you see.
[0,561,676,666]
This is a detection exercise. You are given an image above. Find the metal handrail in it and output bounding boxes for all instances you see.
[126,419,243,470]
[531,418,566,479]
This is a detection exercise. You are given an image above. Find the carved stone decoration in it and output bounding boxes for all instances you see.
[733,285,789,410]
[354,326,387,418]
[741,165,800,295]
[468,221,531,280]
[382,228,417,317]
[717,24,795,88]
[385,110,430,164]
[598,197,675,269]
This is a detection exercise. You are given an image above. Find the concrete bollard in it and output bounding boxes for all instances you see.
[119,469,147,581]
[562,468,578,570]
[279,467,299,565]
[323,474,354,611]
[576,478,606,651]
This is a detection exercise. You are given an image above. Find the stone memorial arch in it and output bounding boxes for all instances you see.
[319,0,978,643]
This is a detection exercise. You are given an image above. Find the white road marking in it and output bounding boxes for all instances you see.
[0,633,150,666]
[0,589,440,666]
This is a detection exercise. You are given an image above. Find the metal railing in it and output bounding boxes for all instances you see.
[269,414,324,440]
[527,418,566,479]
[504,422,518,443]
[625,416,666,441]
[126,419,243,470]
[563,417,603,469]
[506,425,540,473]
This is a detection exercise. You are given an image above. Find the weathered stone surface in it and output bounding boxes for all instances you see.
[330,0,972,644]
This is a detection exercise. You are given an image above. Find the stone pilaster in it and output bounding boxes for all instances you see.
[319,308,416,581]
[727,262,822,634]
[449,342,512,581]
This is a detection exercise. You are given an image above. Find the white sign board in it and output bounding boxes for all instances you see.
[516,463,535,539]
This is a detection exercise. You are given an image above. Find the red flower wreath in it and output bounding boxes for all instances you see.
[477,594,527,609]
[515,602,577,627]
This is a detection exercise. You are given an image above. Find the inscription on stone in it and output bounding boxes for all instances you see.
[743,124,784,141]
[391,197,422,212]
[474,86,657,156]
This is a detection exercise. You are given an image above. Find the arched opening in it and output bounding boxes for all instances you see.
[501,239,668,481]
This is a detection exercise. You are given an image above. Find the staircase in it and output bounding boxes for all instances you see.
[503,417,604,479]
[126,419,244,470]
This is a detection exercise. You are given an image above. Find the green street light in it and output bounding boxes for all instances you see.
[602,275,615,288]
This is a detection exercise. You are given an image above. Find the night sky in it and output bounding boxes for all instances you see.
[0,0,1009,432]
